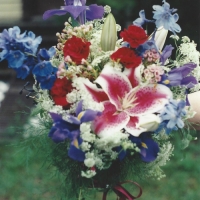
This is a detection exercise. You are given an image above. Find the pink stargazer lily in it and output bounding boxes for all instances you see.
[85,65,172,137]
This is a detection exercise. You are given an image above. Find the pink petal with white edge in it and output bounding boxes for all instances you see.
[124,64,143,88]
[126,84,172,116]
[84,79,109,103]
[95,65,132,110]
[93,101,130,137]
[125,116,146,136]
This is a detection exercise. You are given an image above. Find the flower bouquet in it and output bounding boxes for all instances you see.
[1,0,200,199]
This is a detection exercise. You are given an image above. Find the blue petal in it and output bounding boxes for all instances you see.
[169,63,197,77]
[15,65,30,79]
[43,9,68,20]
[80,109,101,123]
[49,127,70,143]
[68,139,85,162]
[32,61,53,76]
[76,100,83,116]
[64,0,74,6]
[140,138,159,162]
[37,74,57,89]
[160,45,174,64]
[86,4,104,21]
[61,6,87,19]
[7,50,25,68]
[181,76,197,88]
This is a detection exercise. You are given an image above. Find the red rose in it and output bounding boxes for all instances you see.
[50,77,73,109]
[63,36,91,65]
[120,25,148,48]
[110,47,142,68]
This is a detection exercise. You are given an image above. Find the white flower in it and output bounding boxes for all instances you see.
[80,123,91,133]
[136,114,161,132]
[80,142,91,151]
[84,158,95,167]
[170,34,179,41]
[81,170,96,178]
[81,132,96,143]
[181,36,190,43]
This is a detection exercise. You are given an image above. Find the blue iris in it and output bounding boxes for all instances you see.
[43,0,104,25]
[49,101,101,161]
[130,133,159,162]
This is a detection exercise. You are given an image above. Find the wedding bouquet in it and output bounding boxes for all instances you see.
[1,0,200,199]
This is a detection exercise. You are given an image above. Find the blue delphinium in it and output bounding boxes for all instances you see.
[152,0,181,34]
[157,99,186,134]
[32,47,57,89]
[133,10,154,27]
[0,26,42,79]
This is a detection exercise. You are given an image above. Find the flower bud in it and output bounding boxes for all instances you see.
[154,26,168,51]
[137,114,161,132]
[101,13,117,51]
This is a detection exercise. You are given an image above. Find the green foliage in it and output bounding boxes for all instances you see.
[1,111,200,200]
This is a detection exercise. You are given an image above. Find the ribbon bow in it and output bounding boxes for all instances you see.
[102,181,142,200]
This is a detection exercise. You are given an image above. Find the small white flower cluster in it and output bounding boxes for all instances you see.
[179,40,200,66]
[79,122,138,178]
[145,141,174,180]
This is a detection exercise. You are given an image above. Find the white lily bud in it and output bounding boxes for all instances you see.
[154,26,168,51]
[137,114,161,132]
[101,13,117,51]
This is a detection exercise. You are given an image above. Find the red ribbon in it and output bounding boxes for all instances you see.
[102,181,142,200]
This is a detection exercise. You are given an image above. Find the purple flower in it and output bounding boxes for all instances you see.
[43,0,104,25]
[48,101,101,162]
[49,101,101,143]
[161,63,197,88]
[153,0,181,34]
[160,44,174,64]
[130,133,159,162]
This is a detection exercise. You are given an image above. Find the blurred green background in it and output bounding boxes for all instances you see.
[0,0,200,199]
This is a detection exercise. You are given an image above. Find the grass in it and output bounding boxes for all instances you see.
[1,124,200,200]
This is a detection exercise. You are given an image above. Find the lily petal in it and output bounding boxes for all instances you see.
[84,80,108,102]
[123,65,143,88]
[126,84,172,116]
[95,65,132,110]
[125,116,145,136]
[93,101,130,137]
